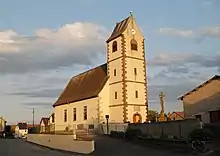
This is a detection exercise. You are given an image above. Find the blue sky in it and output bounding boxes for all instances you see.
[0,0,219,124]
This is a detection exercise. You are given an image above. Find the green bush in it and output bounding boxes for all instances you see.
[125,128,142,140]
[110,131,125,138]
[188,128,213,141]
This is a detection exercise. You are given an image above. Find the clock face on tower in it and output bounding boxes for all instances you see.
[131,28,136,35]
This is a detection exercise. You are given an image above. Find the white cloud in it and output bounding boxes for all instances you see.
[148,53,220,71]
[158,26,220,39]
[159,28,196,38]
[0,22,108,74]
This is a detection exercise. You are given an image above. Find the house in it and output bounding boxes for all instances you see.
[14,122,28,138]
[168,111,184,121]
[0,116,6,134]
[40,117,50,133]
[178,75,220,123]
[53,13,148,132]
[49,113,55,132]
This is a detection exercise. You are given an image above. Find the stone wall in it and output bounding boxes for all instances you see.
[99,119,200,139]
[27,134,94,154]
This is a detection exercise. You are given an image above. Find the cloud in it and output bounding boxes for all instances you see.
[22,102,52,108]
[158,26,220,40]
[148,53,220,71]
[9,88,63,98]
[159,28,196,38]
[0,22,108,74]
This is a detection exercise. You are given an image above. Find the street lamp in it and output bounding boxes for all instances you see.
[105,115,109,134]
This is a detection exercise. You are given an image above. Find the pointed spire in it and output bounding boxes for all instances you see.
[130,11,133,17]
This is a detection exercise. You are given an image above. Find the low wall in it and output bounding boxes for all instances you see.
[129,119,200,139]
[27,134,94,154]
[99,119,201,139]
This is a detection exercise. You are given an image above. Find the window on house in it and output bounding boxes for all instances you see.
[114,69,116,76]
[73,108,76,121]
[115,92,117,99]
[135,91,138,98]
[112,41,117,52]
[134,68,137,75]
[84,106,87,120]
[131,39,138,51]
[64,109,67,122]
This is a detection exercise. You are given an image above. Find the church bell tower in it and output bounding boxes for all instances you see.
[106,12,148,123]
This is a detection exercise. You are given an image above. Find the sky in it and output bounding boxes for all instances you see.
[0,0,219,124]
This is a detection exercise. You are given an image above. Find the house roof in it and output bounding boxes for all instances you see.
[50,113,54,119]
[178,75,220,101]
[17,123,27,129]
[169,111,184,119]
[106,15,131,43]
[53,63,108,107]
[40,117,49,126]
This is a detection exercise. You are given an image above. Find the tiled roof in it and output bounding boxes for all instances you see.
[168,111,184,119]
[53,63,108,107]
[40,117,49,126]
[178,75,220,100]
[106,16,131,43]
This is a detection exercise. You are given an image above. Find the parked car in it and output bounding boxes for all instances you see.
[14,123,28,139]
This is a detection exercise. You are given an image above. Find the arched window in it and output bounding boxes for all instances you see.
[131,39,138,51]
[112,41,117,52]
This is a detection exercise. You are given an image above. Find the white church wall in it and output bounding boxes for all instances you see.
[98,79,110,123]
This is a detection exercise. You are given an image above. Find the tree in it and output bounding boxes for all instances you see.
[148,110,159,122]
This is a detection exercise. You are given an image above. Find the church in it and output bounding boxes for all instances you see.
[53,13,148,132]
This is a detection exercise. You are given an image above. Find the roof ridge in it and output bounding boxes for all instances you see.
[71,63,106,80]
[178,75,220,100]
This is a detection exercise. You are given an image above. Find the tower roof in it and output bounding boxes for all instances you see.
[106,13,133,43]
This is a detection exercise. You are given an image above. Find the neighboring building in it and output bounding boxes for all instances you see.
[40,117,50,133]
[168,112,184,121]
[14,122,28,138]
[53,13,148,132]
[178,75,220,123]
[0,116,6,133]
[49,113,55,132]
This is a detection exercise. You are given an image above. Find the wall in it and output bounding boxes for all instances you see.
[0,116,5,132]
[54,97,99,132]
[183,80,220,123]
[107,16,147,123]
[122,16,147,122]
[98,79,110,123]
[100,119,200,139]
[27,134,94,154]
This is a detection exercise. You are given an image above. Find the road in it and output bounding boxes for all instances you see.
[1,137,218,156]
[0,139,74,156]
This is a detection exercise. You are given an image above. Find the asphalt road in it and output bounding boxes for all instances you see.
[1,137,218,156]
[0,139,74,156]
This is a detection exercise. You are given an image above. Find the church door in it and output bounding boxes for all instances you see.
[133,113,142,123]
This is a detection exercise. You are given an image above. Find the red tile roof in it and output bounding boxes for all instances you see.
[169,111,184,119]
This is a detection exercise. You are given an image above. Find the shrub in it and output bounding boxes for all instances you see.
[110,131,125,138]
[125,128,142,140]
